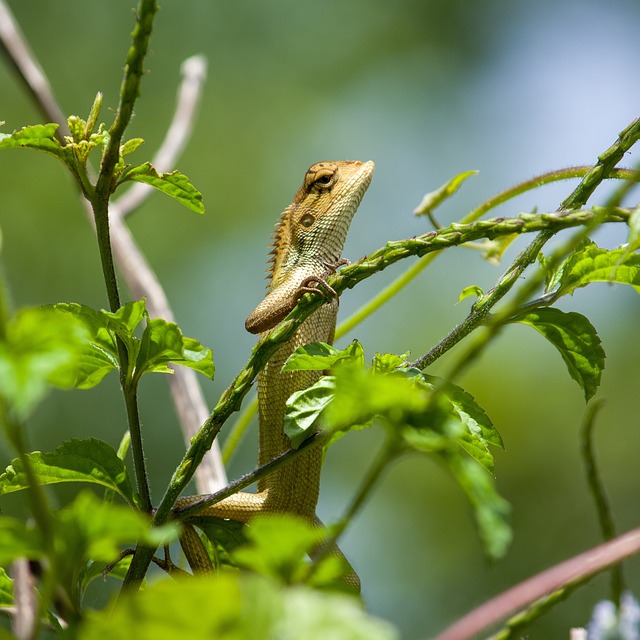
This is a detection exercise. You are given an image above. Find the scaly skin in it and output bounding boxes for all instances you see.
[176,160,374,580]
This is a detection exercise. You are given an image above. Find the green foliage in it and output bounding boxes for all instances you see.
[54,299,214,389]
[542,241,640,297]
[0,118,204,213]
[78,573,398,640]
[283,342,510,559]
[413,169,478,217]
[511,308,605,401]
[0,306,89,419]
[118,162,205,214]
[0,568,13,607]
[0,3,638,638]
[0,438,138,507]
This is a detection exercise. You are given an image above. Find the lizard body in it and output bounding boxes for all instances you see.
[177,160,374,576]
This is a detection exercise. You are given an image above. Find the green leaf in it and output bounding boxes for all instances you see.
[328,366,429,432]
[55,300,214,387]
[458,285,484,304]
[0,568,13,607]
[51,492,179,597]
[0,307,90,417]
[371,352,412,374]
[554,242,640,297]
[120,137,144,156]
[413,170,478,216]
[54,303,120,388]
[284,377,336,448]
[233,515,325,585]
[0,438,138,507]
[512,308,605,401]
[118,162,204,214]
[479,233,519,265]
[135,318,214,380]
[283,340,365,372]
[0,123,69,164]
[101,299,146,337]
[442,451,512,560]
[188,516,248,564]
[79,573,399,640]
[0,518,43,565]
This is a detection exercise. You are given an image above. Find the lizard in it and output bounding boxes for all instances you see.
[176,159,374,586]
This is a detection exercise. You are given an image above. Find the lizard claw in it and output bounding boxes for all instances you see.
[298,274,338,299]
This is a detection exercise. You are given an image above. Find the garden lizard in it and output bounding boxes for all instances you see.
[177,159,374,583]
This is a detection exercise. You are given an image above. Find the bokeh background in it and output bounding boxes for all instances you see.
[1,1,639,637]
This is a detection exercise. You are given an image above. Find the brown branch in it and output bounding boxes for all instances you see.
[433,526,640,640]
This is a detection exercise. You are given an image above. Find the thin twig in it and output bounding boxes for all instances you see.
[580,399,624,605]
[0,0,68,143]
[11,559,37,640]
[111,54,207,220]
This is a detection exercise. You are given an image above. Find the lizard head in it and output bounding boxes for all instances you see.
[269,160,375,286]
[246,160,374,334]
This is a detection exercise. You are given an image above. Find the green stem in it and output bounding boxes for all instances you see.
[124,385,152,513]
[336,166,637,341]
[330,436,399,544]
[410,229,553,370]
[122,315,312,589]
[580,399,624,606]
[174,433,322,519]
[561,118,640,210]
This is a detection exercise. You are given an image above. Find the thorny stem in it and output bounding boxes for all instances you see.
[409,229,553,370]
[336,166,637,340]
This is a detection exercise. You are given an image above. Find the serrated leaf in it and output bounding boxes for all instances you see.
[458,285,484,304]
[119,162,204,214]
[555,242,640,297]
[422,374,503,449]
[442,451,511,560]
[101,299,146,338]
[0,307,89,417]
[0,123,69,164]
[54,303,120,388]
[135,318,214,381]
[284,377,335,448]
[512,308,605,401]
[328,366,430,433]
[371,352,412,374]
[283,340,364,372]
[0,438,138,507]
[413,170,478,216]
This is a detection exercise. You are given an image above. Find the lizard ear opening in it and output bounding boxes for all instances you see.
[300,213,315,228]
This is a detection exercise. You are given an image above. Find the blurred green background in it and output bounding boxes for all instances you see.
[1,1,640,637]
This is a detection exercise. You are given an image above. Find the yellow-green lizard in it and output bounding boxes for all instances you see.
[177,159,374,584]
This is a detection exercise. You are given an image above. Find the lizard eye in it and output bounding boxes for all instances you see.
[309,171,336,190]
[300,213,315,228]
